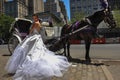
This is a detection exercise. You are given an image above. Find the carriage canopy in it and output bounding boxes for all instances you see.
[11,18,32,34]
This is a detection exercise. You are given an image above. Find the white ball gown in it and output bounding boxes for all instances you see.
[5,29,71,80]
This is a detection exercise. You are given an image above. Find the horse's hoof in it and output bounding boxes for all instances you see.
[86,59,91,63]
[67,56,72,60]
[68,55,72,58]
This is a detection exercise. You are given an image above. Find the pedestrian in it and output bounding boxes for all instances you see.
[5,14,71,80]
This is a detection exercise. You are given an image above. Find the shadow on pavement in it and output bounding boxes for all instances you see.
[2,73,14,78]
[68,57,104,66]
[2,54,11,56]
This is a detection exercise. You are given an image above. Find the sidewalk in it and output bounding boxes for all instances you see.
[0,55,114,80]
[52,58,113,80]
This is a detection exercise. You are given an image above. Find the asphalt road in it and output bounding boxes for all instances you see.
[0,45,9,55]
[69,44,120,60]
[0,44,120,60]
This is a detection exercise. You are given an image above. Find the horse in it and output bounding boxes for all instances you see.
[61,9,116,62]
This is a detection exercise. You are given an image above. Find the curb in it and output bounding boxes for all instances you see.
[99,60,114,80]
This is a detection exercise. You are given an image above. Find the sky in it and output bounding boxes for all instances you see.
[62,0,70,20]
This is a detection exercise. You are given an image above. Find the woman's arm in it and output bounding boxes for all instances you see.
[29,22,41,34]
[29,23,35,34]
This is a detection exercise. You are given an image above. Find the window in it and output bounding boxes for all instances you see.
[71,7,75,9]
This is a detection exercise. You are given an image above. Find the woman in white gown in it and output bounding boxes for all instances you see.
[5,14,71,80]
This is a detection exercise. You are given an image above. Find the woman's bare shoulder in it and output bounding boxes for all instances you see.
[33,22,41,27]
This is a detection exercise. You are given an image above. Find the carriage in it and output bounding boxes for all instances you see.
[8,18,64,55]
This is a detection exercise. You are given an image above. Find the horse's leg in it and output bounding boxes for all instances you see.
[67,41,71,58]
[63,42,67,56]
[85,39,91,62]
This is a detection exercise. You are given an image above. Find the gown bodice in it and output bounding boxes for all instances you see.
[33,29,39,34]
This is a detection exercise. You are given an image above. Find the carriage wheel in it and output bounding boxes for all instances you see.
[44,37,65,55]
[46,43,64,55]
[8,36,20,55]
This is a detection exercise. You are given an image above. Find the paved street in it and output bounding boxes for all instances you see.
[70,44,120,60]
[0,44,120,80]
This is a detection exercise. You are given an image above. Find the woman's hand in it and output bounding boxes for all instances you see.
[29,22,41,34]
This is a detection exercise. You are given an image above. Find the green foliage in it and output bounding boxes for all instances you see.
[112,10,120,28]
[71,12,85,23]
[0,14,14,41]
[54,22,63,27]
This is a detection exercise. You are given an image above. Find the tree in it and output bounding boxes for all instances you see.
[112,10,120,28]
[54,22,63,27]
[0,14,14,42]
[71,12,85,23]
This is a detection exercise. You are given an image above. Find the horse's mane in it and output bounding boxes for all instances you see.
[86,10,105,27]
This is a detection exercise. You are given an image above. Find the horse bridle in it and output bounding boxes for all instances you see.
[85,18,92,25]
[103,10,113,28]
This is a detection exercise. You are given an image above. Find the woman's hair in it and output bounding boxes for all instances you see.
[32,14,42,23]
[32,14,39,18]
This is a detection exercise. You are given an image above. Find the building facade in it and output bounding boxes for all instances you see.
[4,0,44,18]
[70,0,120,20]
[70,0,101,19]
[4,0,28,18]
[28,0,44,15]
[0,0,4,14]
[59,0,67,22]
[108,0,120,10]
[44,0,67,23]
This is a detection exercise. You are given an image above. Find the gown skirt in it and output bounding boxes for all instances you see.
[5,33,71,80]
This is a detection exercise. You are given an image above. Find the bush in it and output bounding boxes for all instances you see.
[0,14,14,43]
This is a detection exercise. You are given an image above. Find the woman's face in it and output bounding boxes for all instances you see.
[32,16,39,22]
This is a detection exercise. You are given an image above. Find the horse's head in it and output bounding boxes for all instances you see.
[88,8,116,29]
[103,9,116,29]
